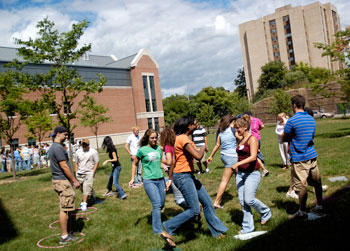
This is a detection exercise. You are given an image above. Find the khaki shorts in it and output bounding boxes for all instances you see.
[291,158,321,192]
[52,179,75,212]
[76,173,94,196]
[194,152,207,163]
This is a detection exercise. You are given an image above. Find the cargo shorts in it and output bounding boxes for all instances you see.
[52,179,75,211]
[76,172,94,196]
[291,158,321,192]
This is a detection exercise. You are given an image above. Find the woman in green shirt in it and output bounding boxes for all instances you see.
[129,129,176,248]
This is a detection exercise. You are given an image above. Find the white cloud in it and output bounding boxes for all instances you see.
[1,0,350,97]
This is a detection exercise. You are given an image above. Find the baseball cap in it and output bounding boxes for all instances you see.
[82,139,90,145]
[49,126,68,137]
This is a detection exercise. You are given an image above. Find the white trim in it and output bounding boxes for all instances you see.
[136,111,164,119]
[142,72,154,76]
[130,48,159,68]
[102,86,132,89]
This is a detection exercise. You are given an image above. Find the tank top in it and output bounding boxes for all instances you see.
[236,135,260,173]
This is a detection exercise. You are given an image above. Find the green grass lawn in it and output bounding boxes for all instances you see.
[0,118,349,250]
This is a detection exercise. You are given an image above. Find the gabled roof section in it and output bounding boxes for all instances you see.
[130,48,159,68]
[0,46,157,70]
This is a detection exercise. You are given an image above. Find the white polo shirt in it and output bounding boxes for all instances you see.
[126,133,140,156]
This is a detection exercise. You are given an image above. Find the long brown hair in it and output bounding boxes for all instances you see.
[140,129,158,147]
[160,125,175,147]
[219,114,235,132]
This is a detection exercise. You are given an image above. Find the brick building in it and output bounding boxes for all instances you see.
[0,46,164,148]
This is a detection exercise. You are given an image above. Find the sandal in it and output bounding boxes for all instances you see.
[160,234,176,248]
[214,205,224,209]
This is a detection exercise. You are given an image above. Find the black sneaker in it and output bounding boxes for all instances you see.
[288,211,308,220]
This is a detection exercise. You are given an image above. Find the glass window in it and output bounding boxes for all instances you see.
[11,139,18,149]
[154,117,159,132]
[289,57,294,61]
[272,37,278,41]
[269,20,276,26]
[147,118,153,129]
[283,16,289,22]
[274,52,280,57]
[273,44,279,49]
[285,33,291,38]
[28,138,36,146]
[143,76,151,112]
[50,102,57,115]
[289,49,294,53]
[271,29,276,33]
[149,76,157,112]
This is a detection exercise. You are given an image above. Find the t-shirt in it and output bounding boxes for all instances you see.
[250,117,263,140]
[164,145,174,158]
[74,147,99,175]
[284,111,317,162]
[49,142,72,180]
[22,147,31,161]
[192,126,207,147]
[174,134,197,173]
[136,145,163,179]
[126,133,140,156]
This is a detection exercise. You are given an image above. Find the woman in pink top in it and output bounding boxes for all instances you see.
[243,111,269,177]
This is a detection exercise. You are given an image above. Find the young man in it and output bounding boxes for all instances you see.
[192,121,209,174]
[74,139,99,211]
[49,126,80,244]
[282,95,324,220]
[125,126,142,187]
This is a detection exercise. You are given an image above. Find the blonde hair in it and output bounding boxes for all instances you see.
[132,126,139,131]
[277,112,289,120]
[235,118,250,130]
[242,114,250,123]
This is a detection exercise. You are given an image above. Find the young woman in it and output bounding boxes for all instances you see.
[129,129,176,248]
[232,118,271,234]
[1,147,6,173]
[163,115,227,239]
[102,136,127,200]
[160,125,187,209]
[207,114,238,209]
[6,150,12,172]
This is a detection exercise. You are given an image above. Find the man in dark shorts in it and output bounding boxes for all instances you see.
[282,95,324,220]
[49,126,80,244]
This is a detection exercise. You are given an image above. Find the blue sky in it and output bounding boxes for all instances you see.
[0,0,349,97]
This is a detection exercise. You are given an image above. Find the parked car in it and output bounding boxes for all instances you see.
[313,109,334,119]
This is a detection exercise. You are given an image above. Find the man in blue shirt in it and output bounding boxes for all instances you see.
[282,95,324,220]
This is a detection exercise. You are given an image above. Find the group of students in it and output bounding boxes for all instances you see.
[48,94,324,247]
[0,144,49,172]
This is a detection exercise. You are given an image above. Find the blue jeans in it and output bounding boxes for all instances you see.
[23,159,31,170]
[164,177,187,209]
[143,178,166,234]
[257,140,264,164]
[107,165,126,198]
[164,172,227,237]
[1,160,6,172]
[131,159,143,184]
[236,170,271,234]
[15,159,22,171]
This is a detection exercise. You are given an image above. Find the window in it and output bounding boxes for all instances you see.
[269,20,276,26]
[147,118,153,129]
[271,29,276,33]
[289,57,294,61]
[274,52,280,57]
[285,33,291,38]
[283,16,289,22]
[143,75,157,112]
[11,139,19,149]
[28,138,36,146]
[289,49,294,53]
[273,44,279,49]
[154,117,159,132]
[272,37,278,41]
[50,101,57,115]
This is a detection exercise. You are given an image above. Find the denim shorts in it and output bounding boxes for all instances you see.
[220,154,238,168]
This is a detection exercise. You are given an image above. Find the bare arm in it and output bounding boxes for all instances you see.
[185,144,205,160]
[125,143,133,159]
[162,152,173,166]
[103,151,118,166]
[59,161,80,188]
[204,136,208,152]
[208,135,221,163]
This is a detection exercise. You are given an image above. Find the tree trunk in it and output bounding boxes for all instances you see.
[11,147,16,180]
[95,134,99,150]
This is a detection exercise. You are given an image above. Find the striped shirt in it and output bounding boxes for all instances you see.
[192,126,207,147]
[284,111,317,162]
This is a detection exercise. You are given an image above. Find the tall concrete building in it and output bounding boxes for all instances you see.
[239,2,341,100]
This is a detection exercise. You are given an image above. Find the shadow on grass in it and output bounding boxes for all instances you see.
[235,185,350,251]
[269,163,285,169]
[0,169,47,181]
[229,208,243,226]
[276,185,290,193]
[0,198,18,244]
[315,129,350,138]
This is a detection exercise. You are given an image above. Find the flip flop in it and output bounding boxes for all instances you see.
[214,205,224,209]
[160,234,176,248]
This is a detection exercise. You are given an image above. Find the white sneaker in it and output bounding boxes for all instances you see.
[286,190,298,199]
[205,168,210,173]
[80,202,88,211]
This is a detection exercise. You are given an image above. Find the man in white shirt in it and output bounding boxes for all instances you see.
[125,126,142,187]
[74,139,99,211]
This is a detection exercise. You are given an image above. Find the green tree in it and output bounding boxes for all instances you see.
[268,89,292,117]
[0,70,32,179]
[231,93,251,115]
[196,104,218,132]
[258,61,288,92]
[13,18,106,162]
[234,67,247,98]
[80,96,112,149]
[163,94,196,124]
[24,100,54,146]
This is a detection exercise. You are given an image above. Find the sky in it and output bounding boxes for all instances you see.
[0,0,349,98]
